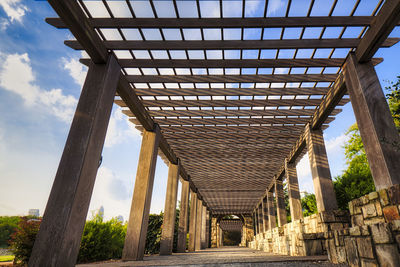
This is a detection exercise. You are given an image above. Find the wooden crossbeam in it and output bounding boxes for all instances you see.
[124,108,342,118]
[65,38,399,51]
[132,87,331,96]
[125,74,338,84]
[134,98,350,108]
[141,116,335,126]
[79,58,384,68]
[46,16,380,29]
[356,0,400,62]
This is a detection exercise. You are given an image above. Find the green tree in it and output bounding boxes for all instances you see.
[333,76,400,210]
[0,216,20,248]
[386,75,400,131]
[301,192,317,217]
[333,124,375,210]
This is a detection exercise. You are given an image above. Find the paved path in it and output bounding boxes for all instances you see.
[77,247,348,267]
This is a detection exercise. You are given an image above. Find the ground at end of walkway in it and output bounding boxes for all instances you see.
[77,246,348,267]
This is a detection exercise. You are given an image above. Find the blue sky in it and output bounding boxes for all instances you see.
[0,0,399,221]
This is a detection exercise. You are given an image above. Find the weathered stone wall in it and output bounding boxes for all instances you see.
[326,184,400,266]
[249,210,349,256]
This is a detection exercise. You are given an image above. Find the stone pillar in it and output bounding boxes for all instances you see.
[285,159,303,221]
[195,199,203,250]
[123,126,161,261]
[275,179,287,227]
[211,216,218,248]
[159,163,180,255]
[262,196,269,231]
[188,190,197,252]
[267,190,276,230]
[29,55,120,267]
[344,52,400,190]
[305,124,338,212]
[201,205,207,249]
[177,180,190,253]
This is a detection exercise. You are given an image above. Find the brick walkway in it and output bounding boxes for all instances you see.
[77,247,348,267]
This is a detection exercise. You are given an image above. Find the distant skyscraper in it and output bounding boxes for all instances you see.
[116,215,124,223]
[28,209,39,217]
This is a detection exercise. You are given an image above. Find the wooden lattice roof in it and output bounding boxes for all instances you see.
[47,0,400,215]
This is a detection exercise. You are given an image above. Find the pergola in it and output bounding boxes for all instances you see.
[29,1,400,266]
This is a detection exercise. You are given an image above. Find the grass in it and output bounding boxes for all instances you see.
[0,255,14,262]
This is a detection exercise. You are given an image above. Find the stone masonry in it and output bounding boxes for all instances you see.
[249,185,400,267]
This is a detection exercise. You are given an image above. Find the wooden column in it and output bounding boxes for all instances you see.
[216,222,221,248]
[254,210,259,234]
[211,216,217,248]
[205,210,210,248]
[267,190,276,230]
[188,190,197,252]
[258,205,264,233]
[29,55,120,267]
[344,53,400,189]
[285,159,303,221]
[306,124,338,212]
[122,126,161,261]
[262,196,269,231]
[195,199,203,250]
[177,180,190,253]
[200,205,207,249]
[159,163,180,255]
[275,179,287,227]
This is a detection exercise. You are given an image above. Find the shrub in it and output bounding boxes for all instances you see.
[9,217,41,265]
[77,217,126,263]
[145,213,163,255]
[0,216,20,248]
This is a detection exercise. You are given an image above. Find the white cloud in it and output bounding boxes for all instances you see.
[0,53,77,123]
[0,0,28,29]
[62,57,87,87]
[88,166,133,221]
[246,0,263,16]
[296,133,349,194]
[104,107,141,148]
[326,133,349,154]
[267,0,284,15]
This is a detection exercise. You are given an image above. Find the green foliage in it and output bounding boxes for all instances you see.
[333,124,375,210]
[77,217,127,263]
[9,217,41,265]
[0,216,20,248]
[145,213,163,255]
[283,183,291,223]
[386,75,400,132]
[301,193,317,217]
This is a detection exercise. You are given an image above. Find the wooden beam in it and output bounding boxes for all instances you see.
[135,117,335,126]
[356,0,400,62]
[131,87,331,96]
[123,108,342,118]
[79,58,383,68]
[65,38,399,51]
[47,16,380,29]
[120,98,350,108]
[125,74,338,84]
[47,1,107,63]
[311,73,347,129]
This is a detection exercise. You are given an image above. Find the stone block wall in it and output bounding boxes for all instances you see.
[249,211,349,256]
[326,184,400,267]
